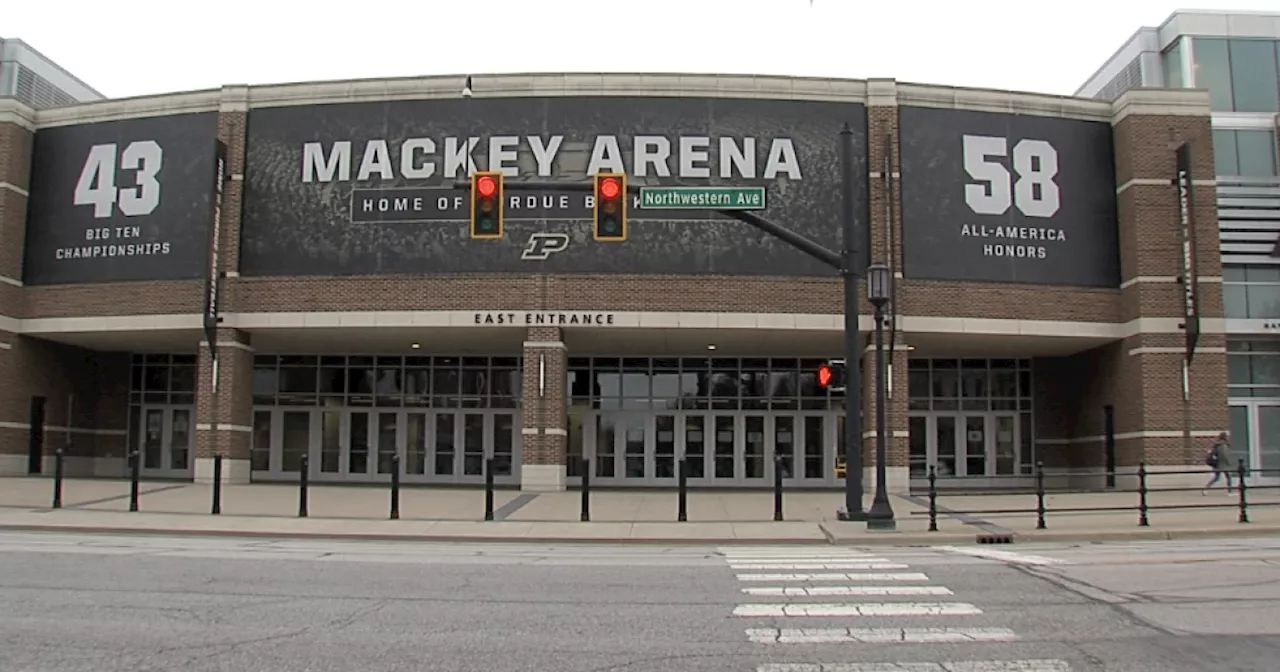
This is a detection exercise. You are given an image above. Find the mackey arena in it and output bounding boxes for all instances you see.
[0,73,1230,495]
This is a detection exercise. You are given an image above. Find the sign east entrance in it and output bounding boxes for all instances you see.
[638,186,767,211]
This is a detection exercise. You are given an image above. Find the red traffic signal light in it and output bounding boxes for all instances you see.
[476,174,498,198]
[817,364,834,387]
[599,176,621,200]
[469,171,504,239]
[593,172,627,242]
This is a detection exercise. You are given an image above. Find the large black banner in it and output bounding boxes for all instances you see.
[898,106,1120,287]
[23,112,219,285]
[241,97,868,277]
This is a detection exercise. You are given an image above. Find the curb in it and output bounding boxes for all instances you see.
[0,523,834,546]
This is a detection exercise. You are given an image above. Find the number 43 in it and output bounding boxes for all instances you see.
[74,141,164,219]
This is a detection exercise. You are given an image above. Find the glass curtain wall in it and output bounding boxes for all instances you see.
[250,355,522,484]
[1228,340,1280,481]
[566,357,847,487]
[907,358,1035,481]
[127,354,198,478]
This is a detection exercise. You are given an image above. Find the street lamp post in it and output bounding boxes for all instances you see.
[865,262,897,530]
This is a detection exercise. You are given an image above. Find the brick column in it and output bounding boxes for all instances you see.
[520,326,567,491]
[194,328,254,483]
[0,100,34,474]
[1101,89,1228,486]
[860,79,910,492]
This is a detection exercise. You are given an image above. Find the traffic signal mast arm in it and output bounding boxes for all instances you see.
[453,178,841,269]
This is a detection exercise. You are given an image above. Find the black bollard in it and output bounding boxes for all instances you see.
[211,454,223,515]
[1035,461,1046,530]
[1238,461,1249,524]
[128,450,141,512]
[298,454,309,518]
[390,453,400,520]
[52,447,65,509]
[677,457,688,522]
[927,465,938,532]
[1137,462,1149,527]
[773,453,784,521]
[484,457,495,521]
[580,457,591,522]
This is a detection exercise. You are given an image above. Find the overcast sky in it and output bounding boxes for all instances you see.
[7,1,1278,100]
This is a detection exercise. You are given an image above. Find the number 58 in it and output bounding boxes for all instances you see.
[74,141,164,219]
[962,134,1060,219]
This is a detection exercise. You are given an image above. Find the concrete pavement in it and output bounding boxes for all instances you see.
[3,532,1280,670]
[2,476,1278,544]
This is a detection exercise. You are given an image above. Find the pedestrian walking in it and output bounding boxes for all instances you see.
[1202,432,1236,495]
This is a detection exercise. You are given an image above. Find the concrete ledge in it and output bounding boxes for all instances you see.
[520,464,566,492]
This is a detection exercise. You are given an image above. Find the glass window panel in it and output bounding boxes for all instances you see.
[252,365,278,403]
[569,367,592,398]
[1236,130,1279,178]
[489,367,519,409]
[1213,129,1239,176]
[405,413,427,475]
[131,364,145,392]
[251,410,271,471]
[347,368,375,406]
[143,365,169,392]
[320,411,341,473]
[991,369,1018,398]
[279,367,317,394]
[908,370,929,398]
[1229,405,1252,472]
[620,372,650,399]
[1163,40,1183,88]
[317,367,345,395]
[280,355,318,367]
[143,354,168,365]
[1192,37,1235,111]
[1223,285,1249,319]
[461,367,487,407]
[1224,265,1248,282]
[1246,285,1280,319]
[374,368,403,406]
[433,366,460,407]
[1257,406,1280,474]
[284,411,311,473]
[1251,355,1280,387]
[169,365,196,394]
[1228,39,1280,113]
[1245,265,1280,283]
[960,363,987,398]
[404,368,431,406]
[932,367,959,398]
[253,355,277,367]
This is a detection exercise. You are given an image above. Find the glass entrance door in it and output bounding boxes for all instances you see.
[1229,403,1280,484]
[913,413,1020,479]
[137,406,193,478]
[417,410,519,484]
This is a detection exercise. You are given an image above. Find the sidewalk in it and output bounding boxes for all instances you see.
[1,476,1277,545]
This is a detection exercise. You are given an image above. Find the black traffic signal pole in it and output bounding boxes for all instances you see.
[451,125,865,521]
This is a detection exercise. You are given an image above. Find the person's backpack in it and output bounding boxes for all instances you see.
[1205,447,1220,467]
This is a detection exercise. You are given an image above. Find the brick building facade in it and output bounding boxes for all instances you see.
[0,74,1237,493]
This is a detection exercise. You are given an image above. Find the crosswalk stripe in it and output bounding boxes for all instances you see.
[719,547,878,554]
[736,573,932,582]
[733,602,983,617]
[935,546,1066,566]
[743,586,954,597]
[745,627,1020,644]
[728,557,893,564]
[757,661,1070,671]
[722,553,886,560]
[730,563,911,570]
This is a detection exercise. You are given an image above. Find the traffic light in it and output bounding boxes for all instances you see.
[816,359,847,393]
[470,171,504,239]
[593,172,627,241]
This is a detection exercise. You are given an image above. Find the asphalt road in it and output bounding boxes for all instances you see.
[1,533,1279,671]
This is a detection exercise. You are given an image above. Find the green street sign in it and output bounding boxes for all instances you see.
[638,186,767,210]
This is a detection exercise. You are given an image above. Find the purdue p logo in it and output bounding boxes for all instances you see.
[521,232,570,260]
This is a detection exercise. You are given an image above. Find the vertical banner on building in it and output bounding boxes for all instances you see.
[203,141,228,366]
[1174,142,1200,365]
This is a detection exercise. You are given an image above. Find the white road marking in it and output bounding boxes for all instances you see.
[720,547,881,555]
[935,546,1066,566]
[758,661,1070,672]
[736,572,932,582]
[745,627,1020,644]
[733,602,983,617]
[729,563,911,570]
[722,554,887,560]
[727,557,894,564]
[743,586,954,597]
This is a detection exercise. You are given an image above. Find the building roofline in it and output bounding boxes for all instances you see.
[1073,26,1156,96]
[0,37,106,99]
